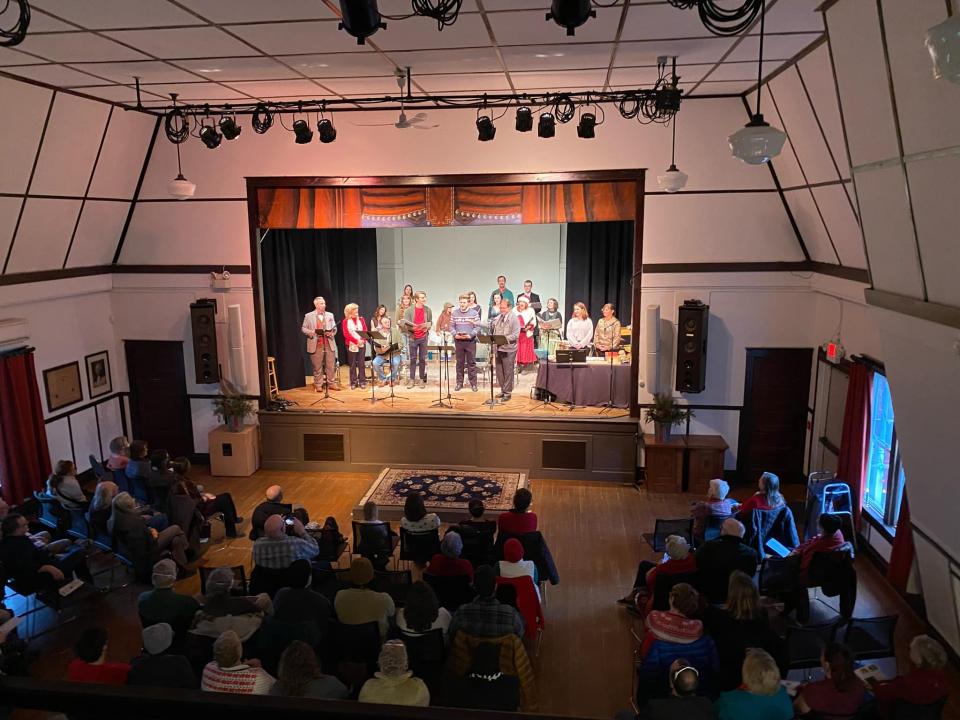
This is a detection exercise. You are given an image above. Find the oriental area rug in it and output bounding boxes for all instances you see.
[354,466,528,522]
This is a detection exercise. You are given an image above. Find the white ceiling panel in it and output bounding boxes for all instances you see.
[373,13,490,51]
[783,189,837,264]
[512,69,609,91]
[705,60,780,82]
[385,47,503,75]
[70,60,201,84]
[2,63,110,87]
[138,82,252,100]
[0,197,23,270]
[811,183,865,268]
[89,109,156,199]
[72,84,165,102]
[906,154,960,307]
[104,27,258,59]
[174,56,301,82]
[223,78,330,98]
[769,68,839,185]
[228,20,360,56]
[32,93,111,196]
[320,76,406,96]
[482,0,548,9]
[685,80,753,95]
[13,32,150,62]
[621,3,713,42]
[4,198,81,273]
[492,7,623,45]
[503,44,613,72]
[727,33,822,63]
[4,7,75,32]
[286,52,398,78]
[0,46,43,66]
[616,37,735,66]
[760,0,825,35]
[0,79,59,192]
[66,200,130,267]
[414,73,511,93]
[609,65,713,86]
[32,0,204,29]
[176,0,331,23]
[796,44,850,179]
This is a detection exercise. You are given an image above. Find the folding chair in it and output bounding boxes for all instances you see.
[642,518,694,553]
[841,615,898,664]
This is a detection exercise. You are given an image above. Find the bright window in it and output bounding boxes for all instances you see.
[864,373,905,529]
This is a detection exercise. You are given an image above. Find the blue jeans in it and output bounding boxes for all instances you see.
[373,354,401,381]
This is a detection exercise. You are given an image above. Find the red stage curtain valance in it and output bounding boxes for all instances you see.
[0,348,51,506]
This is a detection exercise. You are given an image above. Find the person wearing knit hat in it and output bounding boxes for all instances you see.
[619,533,699,617]
[426,530,474,580]
[496,538,539,599]
[358,639,430,707]
[137,559,200,635]
[128,622,197,689]
[334,557,395,637]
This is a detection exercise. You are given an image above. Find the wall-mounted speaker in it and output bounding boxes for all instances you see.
[227,304,246,390]
[190,299,220,384]
[675,299,708,393]
[644,304,660,394]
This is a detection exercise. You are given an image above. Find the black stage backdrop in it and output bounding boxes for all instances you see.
[261,229,378,390]
[564,221,634,323]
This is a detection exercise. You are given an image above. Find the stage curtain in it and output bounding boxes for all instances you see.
[261,229,379,391]
[0,347,51,505]
[564,221,634,323]
[837,362,871,531]
[887,491,914,594]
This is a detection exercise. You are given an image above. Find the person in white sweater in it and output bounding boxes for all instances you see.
[565,302,594,350]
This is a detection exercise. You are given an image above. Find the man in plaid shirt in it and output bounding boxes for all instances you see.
[449,565,524,639]
[252,514,318,569]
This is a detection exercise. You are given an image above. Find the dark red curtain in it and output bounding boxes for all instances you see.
[0,349,51,505]
[887,492,914,593]
[837,362,870,531]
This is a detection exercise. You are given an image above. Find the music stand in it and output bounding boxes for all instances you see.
[477,333,507,408]
[439,332,463,405]
[358,330,385,405]
[380,339,408,405]
[598,350,619,415]
[529,326,562,412]
[310,335,343,407]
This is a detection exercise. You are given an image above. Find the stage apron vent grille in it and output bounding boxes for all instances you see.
[542,440,587,470]
[303,434,345,462]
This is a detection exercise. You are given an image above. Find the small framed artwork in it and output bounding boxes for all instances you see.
[84,351,112,399]
[43,361,83,412]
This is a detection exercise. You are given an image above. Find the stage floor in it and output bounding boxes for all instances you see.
[279,363,632,419]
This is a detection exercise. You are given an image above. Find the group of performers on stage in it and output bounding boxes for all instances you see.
[301,275,623,402]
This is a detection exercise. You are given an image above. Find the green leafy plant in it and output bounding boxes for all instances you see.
[643,393,694,426]
[212,379,255,428]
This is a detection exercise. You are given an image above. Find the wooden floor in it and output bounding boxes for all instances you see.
[11,469,960,720]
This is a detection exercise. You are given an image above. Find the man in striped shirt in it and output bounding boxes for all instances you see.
[201,630,274,695]
[450,293,481,391]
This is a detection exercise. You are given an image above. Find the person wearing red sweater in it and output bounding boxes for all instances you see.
[619,535,697,616]
[736,471,786,516]
[342,303,368,390]
[497,488,538,535]
[871,635,949,720]
[790,512,846,585]
[427,531,474,580]
[67,627,130,685]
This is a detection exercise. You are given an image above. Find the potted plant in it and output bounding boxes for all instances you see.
[212,380,255,432]
[643,393,693,443]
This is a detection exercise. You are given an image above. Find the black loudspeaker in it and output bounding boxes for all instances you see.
[190,299,220,384]
[675,300,708,393]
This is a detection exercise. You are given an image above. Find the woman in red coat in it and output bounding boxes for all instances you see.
[342,303,368,390]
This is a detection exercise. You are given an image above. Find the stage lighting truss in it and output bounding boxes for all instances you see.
[617,56,681,125]
[666,0,763,37]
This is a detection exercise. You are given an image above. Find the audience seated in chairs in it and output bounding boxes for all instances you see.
[334,557,395,638]
[269,640,349,699]
[190,567,268,645]
[446,640,521,711]
[109,492,195,579]
[400,492,440,534]
[66,627,130,685]
[497,488,537,535]
[46,460,89,510]
[702,571,778,692]
[449,565,524,639]
[105,435,130,472]
[124,440,153,504]
[147,449,178,512]
[793,641,868,719]
[355,500,399,570]
[427,531,474,580]
[691,478,737,545]
[127,622,196,689]
[714,648,791,720]
[621,535,697,617]
[272,559,331,637]
[0,498,73,556]
[695,518,759,605]
[139,559,201,635]
[634,658,717,720]
[447,625,537,711]
[359,638,430,706]
[869,634,949,720]
[790,512,847,586]
[201,630,274,695]
[497,537,540,599]
[462,498,492,528]
[397,580,452,640]
[638,584,717,691]
[169,457,243,538]
[252,515,319,570]
[250,485,306,541]
[736,471,786,517]
[0,513,92,591]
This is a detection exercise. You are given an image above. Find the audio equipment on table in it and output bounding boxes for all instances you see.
[555,348,588,364]
[675,299,709,393]
[189,299,220,384]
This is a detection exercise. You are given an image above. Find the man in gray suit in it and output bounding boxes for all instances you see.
[302,296,339,391]
[490,297,520,401]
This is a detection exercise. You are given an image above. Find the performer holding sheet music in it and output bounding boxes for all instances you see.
[302,296,339,392]
[451,293,481,392]
[372,315,402,386]
[402,291,432,388]
[342,303,367,389]
[491,297,520,401]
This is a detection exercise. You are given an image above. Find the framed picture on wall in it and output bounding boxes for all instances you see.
[84,351,112,399]
[43,361,83,412]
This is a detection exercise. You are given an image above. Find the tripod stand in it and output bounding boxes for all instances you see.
[599,350,619,415]
[310,340,343,407]
[528,327,562,412]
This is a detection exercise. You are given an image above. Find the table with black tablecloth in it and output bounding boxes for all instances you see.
[534,360,631,408]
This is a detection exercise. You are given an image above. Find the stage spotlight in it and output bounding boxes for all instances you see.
[576,112,596,139]
[317,118,337,143]
[292,119,314,144]
[218,115,241,140]
[199,123,222,149]
[538,112,556,138]
[476,114,496,142]
[515,106,533,132]
[546,0,596,36]
[338,0,386,45]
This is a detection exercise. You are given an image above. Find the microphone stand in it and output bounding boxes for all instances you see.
[529,326,562,412]
[599,349,618,415]
[310,334,343,407]
[359,330,385,405]
[382,339,408,406]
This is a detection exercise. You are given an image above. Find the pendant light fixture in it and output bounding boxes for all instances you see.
[728,1,786,165]
[166,94,196,200]
[925,3,960,84]
[657,112,688,192]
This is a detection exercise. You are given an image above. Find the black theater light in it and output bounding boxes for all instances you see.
[317,117,337,143]
[537,112,556,138]
[546,0,596,36]
[292,118,314,144]
[515,106,533,132]
[338,0,386,44]
[476,114,496,142]
[199,123,222,149]
[218,114,241,140]
[577,111,596,139]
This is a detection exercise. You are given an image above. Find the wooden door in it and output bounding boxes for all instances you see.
[124,340,194,457]
[737,348,812,485]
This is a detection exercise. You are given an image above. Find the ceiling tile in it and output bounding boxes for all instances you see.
[0,46,41,66]
[685,80,753,95]
[414,72,511,93]
[616,37,735,66]
[707,60,781,82]
[104,27,259,59]
[621,3,714,42]
[230,20,365,56]
[512,69,608,90]
[373,12,490,51]
[138,81,253,101]
[224,78,330,98]
[492,7,622,46]
[71,84,165,102]
[319,76,405,95]
[4,198,81,274]
[385,47,503,75]
[377,0,478,11]
[175,0,332,23]
[174,56,301,81]
[12,32,150,62]
[285,52,397,78]
[31,0,204,29]
[3,63,113,86]
[609,63,713,86]
[7,8,76,32]
[727,32,822,62]
[502,43,614,72]
[70,60,200,84]
[758,0,825,35]
[482,0,549,9]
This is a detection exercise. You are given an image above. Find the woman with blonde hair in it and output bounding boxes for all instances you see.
[566,302,593,350]
[871,634,949,719]
[341,302,368,390]
[593,303,621,355]
[715,648,792,719]
[47,460,88,510]
[737,471,786,516]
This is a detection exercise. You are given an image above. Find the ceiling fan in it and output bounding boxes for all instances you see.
[351,67,439,130]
